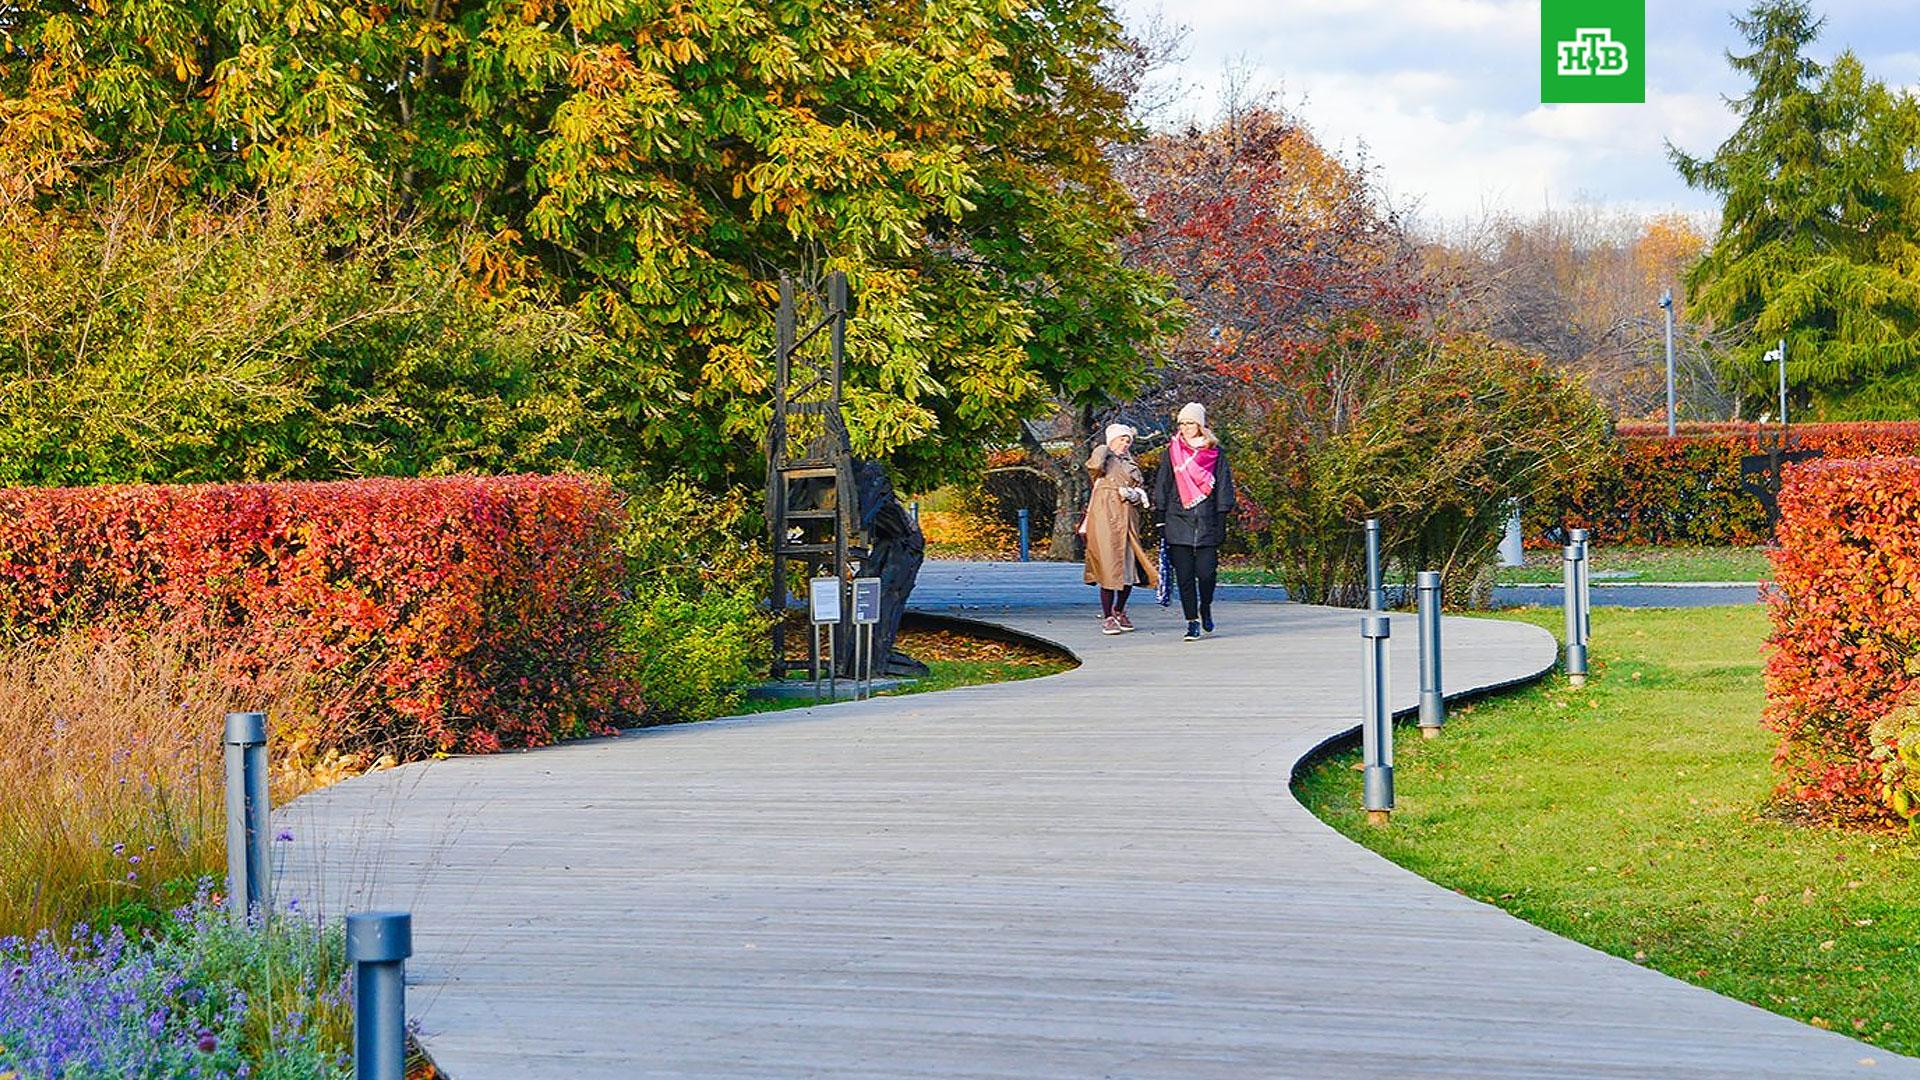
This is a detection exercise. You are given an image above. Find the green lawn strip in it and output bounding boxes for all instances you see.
[1215,562,1288,585]
[737,656,1074,714]
[1217,546,1773,587]
[1296,605,1920,1057]
[1496,545,1772,585]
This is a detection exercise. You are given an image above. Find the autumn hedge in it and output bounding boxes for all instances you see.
[1765,458,1920,825]
[1528,421,1920,546]
[0,476,638,757]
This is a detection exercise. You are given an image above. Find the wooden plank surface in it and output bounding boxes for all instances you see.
[275,562,1912,1078]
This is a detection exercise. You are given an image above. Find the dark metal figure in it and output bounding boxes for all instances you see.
[767,271,925,680]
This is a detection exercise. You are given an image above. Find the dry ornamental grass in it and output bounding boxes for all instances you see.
[0,628,352,938]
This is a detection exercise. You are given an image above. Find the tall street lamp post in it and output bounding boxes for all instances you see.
[1765,339,1787,430]
[1659,290,1676,437]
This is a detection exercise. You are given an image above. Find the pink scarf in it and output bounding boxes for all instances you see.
[1170,436,1219,509]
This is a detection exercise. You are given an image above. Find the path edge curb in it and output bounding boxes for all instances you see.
[1288,618,1559,786]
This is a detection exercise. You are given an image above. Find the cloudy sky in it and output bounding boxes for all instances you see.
[1114,0,1920,230]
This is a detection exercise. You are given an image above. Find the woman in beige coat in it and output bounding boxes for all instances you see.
[1082,423,1158,635]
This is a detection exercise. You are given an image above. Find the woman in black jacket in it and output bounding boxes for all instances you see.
[1155,402,1236,641]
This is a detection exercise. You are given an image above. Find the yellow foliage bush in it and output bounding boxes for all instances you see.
[919,508,1017,559]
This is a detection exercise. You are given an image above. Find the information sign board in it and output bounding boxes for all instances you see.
[852,578,882,624]
[808,577,842,624]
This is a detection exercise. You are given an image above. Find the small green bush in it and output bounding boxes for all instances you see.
[620,588,766,723]
[1235,327,1607,606]
[617,478,771,723]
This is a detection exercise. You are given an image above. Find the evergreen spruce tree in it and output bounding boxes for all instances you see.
[1672,1,1920,418]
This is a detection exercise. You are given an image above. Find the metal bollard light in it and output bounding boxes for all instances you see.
[1563,544,1588,687]
[222,712,271,920]
[1017,508,1031,562]
[1570,527,1592,645]
[1364,518,1384,611]
[1361,615,1394,824]
[1416,571,1444,738]
[909,501,920,528]
[348,911,413,1080]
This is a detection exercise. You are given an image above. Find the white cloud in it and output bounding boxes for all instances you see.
[1520,90,1730,153]
[1114,0,1920,223]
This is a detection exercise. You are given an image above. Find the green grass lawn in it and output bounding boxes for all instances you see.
[1496,544,1772,584]
[1296,605,1920,1057]
[1215,561,1288,585]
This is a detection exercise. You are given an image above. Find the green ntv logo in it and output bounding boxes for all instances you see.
[1541,0,1645,103]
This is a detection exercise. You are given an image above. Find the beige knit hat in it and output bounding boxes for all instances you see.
[1104,423,1135,446]
[1177,402,1207,426]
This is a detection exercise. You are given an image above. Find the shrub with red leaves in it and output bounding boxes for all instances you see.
[1528,421,1920,546]
[1764,458,1920,825]
[0,475,638,756]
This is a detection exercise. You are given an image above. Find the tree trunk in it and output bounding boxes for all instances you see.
[1020,412,1092,562]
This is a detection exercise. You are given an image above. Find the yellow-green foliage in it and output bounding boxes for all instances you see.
[2,0,1175,487]
[1869,694,1920,827]
[621,589,766,724]
[618,479,771,723]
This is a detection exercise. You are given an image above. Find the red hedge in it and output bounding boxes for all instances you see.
[0,475,639,755]
[1764,458,1920,824]
[1529,422,1920,546]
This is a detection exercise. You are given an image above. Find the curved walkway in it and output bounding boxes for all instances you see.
[277,562,1908,1078]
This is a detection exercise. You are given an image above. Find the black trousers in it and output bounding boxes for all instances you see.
[1167,543,1219,621]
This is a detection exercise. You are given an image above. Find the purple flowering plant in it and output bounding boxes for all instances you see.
[0,883,351,1079]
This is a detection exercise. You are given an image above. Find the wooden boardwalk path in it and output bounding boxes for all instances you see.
[277,562,1910,1078]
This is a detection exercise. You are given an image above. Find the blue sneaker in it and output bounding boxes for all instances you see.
[1201,609,1215,634]
[1183,621,1201,641]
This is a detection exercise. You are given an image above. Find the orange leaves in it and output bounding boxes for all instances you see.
[660,36,703,65]
[1539,422,1920,548]
[567,43,643,96]
[0,476,638,759]
[1767,457,1920,824]
[461,226,530,296]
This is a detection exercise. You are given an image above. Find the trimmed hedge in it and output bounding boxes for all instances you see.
[1765,458,1920,825]
[0,476,638,755]
[1529,422,1920,546]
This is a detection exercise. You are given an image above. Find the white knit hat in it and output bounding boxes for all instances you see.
[1177,402,1207,426]
[1104,423,1135,445]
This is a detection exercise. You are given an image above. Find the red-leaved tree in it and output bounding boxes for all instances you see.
[1118,105,1429,414]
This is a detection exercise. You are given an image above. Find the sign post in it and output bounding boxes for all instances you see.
[808,576,842,703]
[852,578,882,699]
